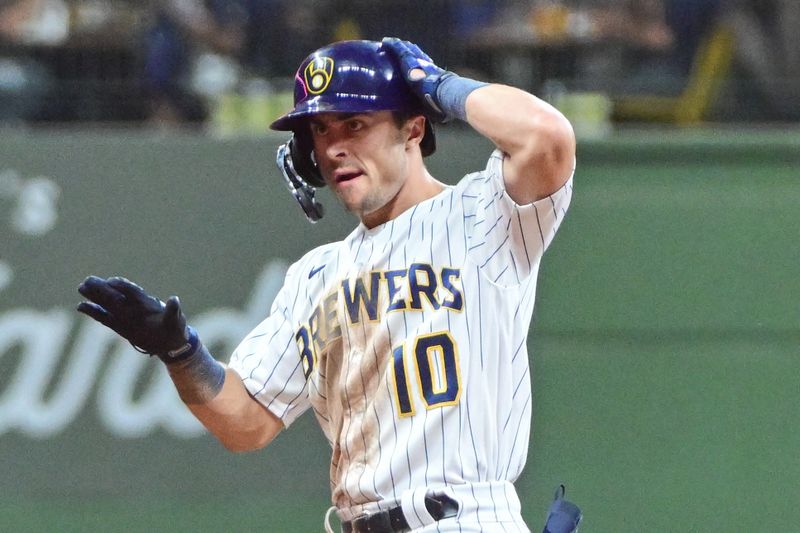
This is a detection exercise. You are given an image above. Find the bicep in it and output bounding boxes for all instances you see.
[464,84,575,204]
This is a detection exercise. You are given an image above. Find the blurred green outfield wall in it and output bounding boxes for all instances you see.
[0,129,797,532]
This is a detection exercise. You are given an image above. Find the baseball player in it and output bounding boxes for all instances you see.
[77,38,579,532]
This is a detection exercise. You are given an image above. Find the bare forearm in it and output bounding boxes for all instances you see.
[75,276,281,451]
[167,362,283,452]
[381,37,574,202]
[465,84,571,165]
[166,344,225,403]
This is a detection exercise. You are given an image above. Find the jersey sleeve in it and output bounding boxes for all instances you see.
[227,263,311,427]
[464,149,574,285]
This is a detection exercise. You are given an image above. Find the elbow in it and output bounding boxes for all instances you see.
[218,432,273,453]
[214,420,281,453]
[187,372,284,453]
[504,105,576,202]
[516,106,575,183]
[221,441,261,453]
[528,106,575,169]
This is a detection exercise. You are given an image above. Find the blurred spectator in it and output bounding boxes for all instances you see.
[449,0,505,38]
[663,0,722,78]
[142,0,247,125]
[339,0,453,68]
[244,0,336,78]
[578,0,721,96]
[448,0,506,72]
[0,0,68,45]
[723,0,800,120]
[4,0,794,127]
[589,0,674,51]
[142,0,337,127]
[0,0,68,122]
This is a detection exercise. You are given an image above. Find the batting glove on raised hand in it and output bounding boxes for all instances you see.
[77,275,200,364]
[381,37,455,123]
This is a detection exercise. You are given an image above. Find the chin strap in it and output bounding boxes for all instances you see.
[276,140,325,222]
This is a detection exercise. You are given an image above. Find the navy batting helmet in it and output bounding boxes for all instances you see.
[272,40,436,222]
[271,40,435,154]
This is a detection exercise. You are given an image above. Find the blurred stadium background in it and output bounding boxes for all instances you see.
[1,1,798,531]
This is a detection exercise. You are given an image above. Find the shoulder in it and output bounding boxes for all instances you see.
[458,149,575,206]
[454,149,505,195]
[283,241,341,284]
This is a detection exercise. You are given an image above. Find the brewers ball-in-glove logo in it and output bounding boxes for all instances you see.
[304,57,334,95]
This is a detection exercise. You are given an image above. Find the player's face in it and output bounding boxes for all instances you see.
[309,111,417,226]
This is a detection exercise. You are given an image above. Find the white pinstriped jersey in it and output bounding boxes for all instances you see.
[229,150,573,526]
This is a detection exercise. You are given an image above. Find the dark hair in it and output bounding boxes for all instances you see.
[391,109,435,156]
[391,110,425,129]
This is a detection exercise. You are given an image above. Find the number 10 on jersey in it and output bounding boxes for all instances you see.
[391,331,462,417]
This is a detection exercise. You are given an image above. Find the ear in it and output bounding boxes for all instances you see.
[404,115,426,150]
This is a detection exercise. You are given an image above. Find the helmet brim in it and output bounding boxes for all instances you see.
[270,99,334,131]
[270,96,414,131]
[271,98,437,157]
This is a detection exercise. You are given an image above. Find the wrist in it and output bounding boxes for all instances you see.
[435,74,488,122]
[166,341,227,404]
[159,326,202,364]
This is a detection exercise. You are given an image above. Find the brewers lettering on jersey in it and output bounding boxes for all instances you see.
[77,38,579,533]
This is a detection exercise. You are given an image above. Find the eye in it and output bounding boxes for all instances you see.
[310,122,327,136]
[346,119,364,131]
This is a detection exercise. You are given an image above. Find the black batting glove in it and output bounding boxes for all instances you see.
[380,37,455,123]
[77,275,200,364]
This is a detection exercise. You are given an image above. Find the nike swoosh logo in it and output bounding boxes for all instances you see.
[308,265,326,278]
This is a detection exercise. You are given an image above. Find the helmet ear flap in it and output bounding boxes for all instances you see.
[275,134,324,222]
[290,128,325,188]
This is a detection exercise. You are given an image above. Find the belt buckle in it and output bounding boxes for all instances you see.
[352,509,393,533]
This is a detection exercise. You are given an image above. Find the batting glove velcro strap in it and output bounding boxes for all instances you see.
[77,275,201,364]
[542,485,582,533]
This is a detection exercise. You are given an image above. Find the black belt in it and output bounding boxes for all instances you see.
[342,495,459,533]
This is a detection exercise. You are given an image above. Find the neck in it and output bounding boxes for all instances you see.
[362,166,445,229]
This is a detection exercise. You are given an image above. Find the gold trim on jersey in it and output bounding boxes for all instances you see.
[295,325,318,379]
[408,263,440,311]
[439,267,464,312]
[413,331,462,410]
[382,269,409,312]
[391,344,416,418]
[293,266,464,378]
[342,271,382,325]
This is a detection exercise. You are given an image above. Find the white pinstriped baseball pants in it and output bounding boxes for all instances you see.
[402,480,530,532]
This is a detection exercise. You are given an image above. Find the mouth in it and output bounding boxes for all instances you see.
[333,169,364,184]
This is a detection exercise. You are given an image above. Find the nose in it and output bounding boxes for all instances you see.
[323,134,348,161]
